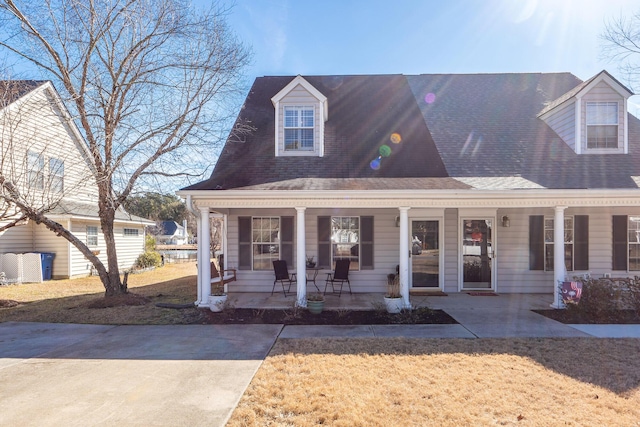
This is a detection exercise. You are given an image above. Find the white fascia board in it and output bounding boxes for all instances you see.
[577,71,633,100]
[179,188,640,208]
[48,213,154,225]
[271,75,328,121]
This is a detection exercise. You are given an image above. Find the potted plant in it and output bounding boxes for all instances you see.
[384,273,403,313]
[306,292,325,314]
[306,255,316,268]
[209,282,227,312]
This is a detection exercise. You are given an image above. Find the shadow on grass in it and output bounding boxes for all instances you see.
[270,337,640,395]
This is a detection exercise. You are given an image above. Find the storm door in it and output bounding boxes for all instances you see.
[461,218,494,290]
[410,220,440,288]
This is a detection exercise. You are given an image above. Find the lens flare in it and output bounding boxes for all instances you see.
[424,92,436,104]
[370,158,381,170]
[379,145,392,157]
[390,133,402,144]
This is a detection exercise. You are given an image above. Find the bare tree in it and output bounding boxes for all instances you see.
[602,11,640,89]
[0,0,251,296]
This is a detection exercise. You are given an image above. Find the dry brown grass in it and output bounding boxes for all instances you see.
[228,338,640,426]
[0,262,200,324]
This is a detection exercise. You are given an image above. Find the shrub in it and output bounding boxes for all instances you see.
[624,276,640,316]
[145,234,157,251]
[135,251,162,269]
[565,278,622,321]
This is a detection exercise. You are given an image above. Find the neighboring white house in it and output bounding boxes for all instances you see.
[0,80,152,280]
[178,71,640,309]
[154,220,189,245]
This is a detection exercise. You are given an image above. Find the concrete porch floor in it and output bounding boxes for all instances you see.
[226,291,555,311]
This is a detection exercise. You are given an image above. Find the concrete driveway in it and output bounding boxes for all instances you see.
[0,322,282,427]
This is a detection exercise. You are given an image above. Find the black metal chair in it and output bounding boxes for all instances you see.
[324,259,352,296]
[272,260,294,296]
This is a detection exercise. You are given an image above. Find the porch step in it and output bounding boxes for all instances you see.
[409,289,448,296]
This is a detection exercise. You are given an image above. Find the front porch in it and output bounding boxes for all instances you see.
[224,291,554,311]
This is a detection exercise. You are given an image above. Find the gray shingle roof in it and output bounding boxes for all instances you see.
[0,80,48,108]
[185,72,640,191]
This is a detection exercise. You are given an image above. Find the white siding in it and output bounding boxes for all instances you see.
[0,221,34,253]
[443,208,459,293]
[542,100,576,150]
[226,208,401,293]
[68,220,145,278]
[33,223,69,278]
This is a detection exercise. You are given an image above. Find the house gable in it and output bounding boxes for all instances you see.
[271,75,328,157]
[538,70,633,155]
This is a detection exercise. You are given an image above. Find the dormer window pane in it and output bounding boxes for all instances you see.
[284,106,314,151]
[586,102,618,149]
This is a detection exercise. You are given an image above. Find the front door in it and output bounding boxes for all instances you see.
[410,220,440,289]
[461,218,494,290]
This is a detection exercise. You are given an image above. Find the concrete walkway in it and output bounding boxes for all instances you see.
[0,322,282,427]
[2,294,640,426]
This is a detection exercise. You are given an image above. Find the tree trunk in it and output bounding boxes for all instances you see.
[100,207,127,297]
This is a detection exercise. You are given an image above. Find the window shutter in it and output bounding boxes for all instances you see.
[574,215,589,271]
[529,215,544,270]
[612,215,628,271]
[281,216,294,267]
[238,216,251,270]
[360,216,374,270]
[317,216,331,269]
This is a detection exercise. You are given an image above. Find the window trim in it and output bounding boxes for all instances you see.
[330,216,361,271]
[627,216,640,271]
[586,101,619,151]
[283,105,315,152]
[123,228,139,237]
[49,157,64,193]
[27,150,45,190]
[544,216,574,272]
[86,225,98,247]
[251,216,281,271]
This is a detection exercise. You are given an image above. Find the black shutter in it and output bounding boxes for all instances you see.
[529,215,544,270]
[360,216,374,270]
[238,216,252,270]
[574,215,589,271]
[613,215,628,271]
[281,216,294,267]
[317,216,331,269]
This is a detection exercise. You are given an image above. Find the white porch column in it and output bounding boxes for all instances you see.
[295,207,307,307]
[551,206,567,308]
[198,206,212,308]
[399,207,411,309]
[195,213,203,306]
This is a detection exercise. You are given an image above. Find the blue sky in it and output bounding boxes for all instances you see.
[225,0,640,83]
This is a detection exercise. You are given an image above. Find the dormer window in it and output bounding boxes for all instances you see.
[271,75,328,157]
[586,102,618,149]
[284,106,314,151]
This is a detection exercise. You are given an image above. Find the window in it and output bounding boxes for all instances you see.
[27,150,44,190]
[284,106,314,151]
[87,226,98,247]
[544,217,574,271]
[49,157,64,193]
[124,228,139,237]
[530,215,588,271]
[586,102,618,149]
[251,217,280,270]
[628,217,640,271]
[330,217,360,270]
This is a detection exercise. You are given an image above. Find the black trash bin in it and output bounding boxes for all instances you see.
[40,252,56,281]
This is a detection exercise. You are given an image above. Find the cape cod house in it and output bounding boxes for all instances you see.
[0,80,152,280]
[178,71,640,309]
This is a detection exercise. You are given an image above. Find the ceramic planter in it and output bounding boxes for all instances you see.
[307,299,324,314]
[384,296,403,314]
[209,294,227,312]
